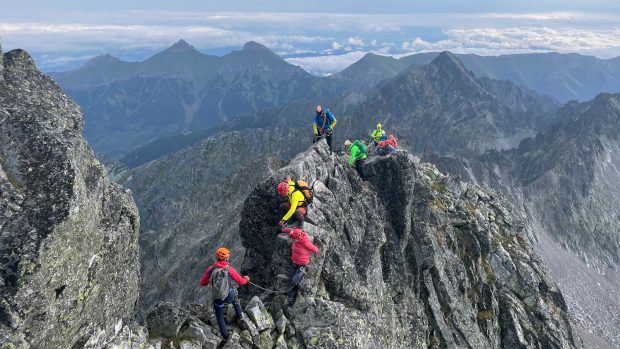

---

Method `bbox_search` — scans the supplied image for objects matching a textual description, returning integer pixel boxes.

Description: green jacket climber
[371,123,383,143]
[345,140,368,181]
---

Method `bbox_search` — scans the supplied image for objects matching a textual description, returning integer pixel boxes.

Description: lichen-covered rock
[0,49,140,347]
[147,302,190,338]
[239,141,578,348]
[245,296,276,332]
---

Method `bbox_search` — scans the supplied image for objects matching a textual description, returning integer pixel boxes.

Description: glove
[278,220,285,227]
[325,127,332,134]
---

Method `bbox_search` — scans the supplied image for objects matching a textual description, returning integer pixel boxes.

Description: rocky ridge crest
[0,48,141,347]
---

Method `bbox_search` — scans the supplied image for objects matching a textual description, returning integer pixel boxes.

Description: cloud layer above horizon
[1,9,619,73]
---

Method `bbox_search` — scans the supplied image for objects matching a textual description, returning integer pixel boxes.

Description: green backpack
[353,140,367,157]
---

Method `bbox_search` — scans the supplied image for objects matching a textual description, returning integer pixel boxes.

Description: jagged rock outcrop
[429,93,620,347]
[235,141,577,348]
[120,128,308,314]
[0,48,141,347]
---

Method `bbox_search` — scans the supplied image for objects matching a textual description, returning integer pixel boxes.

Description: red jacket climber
[281,227,319,265]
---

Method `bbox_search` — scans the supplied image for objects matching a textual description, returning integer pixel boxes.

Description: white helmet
[344,140,351,147]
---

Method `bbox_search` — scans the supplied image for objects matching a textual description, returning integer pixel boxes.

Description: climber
[380,130,388,141]
[377,134,398,156]
[281,227,319,305]
[345,140,367,181]
[370,123,383,145]
[277,177,312,228]
[199,247,250,341]
[312,105,337,154]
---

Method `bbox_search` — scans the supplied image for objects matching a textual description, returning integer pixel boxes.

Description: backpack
[210,265,230,300]
[292,180,314,206]
[353,140,367,157]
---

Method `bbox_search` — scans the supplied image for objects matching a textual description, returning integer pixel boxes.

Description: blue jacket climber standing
[313,105,337,154]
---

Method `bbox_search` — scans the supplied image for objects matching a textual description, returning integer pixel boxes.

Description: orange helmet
[215,247,230,260]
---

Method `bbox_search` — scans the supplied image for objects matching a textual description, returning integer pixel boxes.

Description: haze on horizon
[1,0,620,74]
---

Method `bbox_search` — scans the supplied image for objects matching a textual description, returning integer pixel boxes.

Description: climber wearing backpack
[345,140,368,181]
[277,177,313,228]
[281,227,319,305]
[199,247,250,340]
[370,123,383,145]
[377,134,398,156]
[312,105,337,154]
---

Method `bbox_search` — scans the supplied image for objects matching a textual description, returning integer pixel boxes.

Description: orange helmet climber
[215,247,230,260]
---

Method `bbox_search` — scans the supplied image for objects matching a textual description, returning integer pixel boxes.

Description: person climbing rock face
[312,105,337,154]
[345,139,368,181]
[281,227,319,305]
[377,134,398,157]
[199,247,250,341]
[371,123,383,145]
[277,177,312,228]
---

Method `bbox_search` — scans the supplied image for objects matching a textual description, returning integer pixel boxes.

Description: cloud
[347,36,365,46]
[400,27,620,57]
[286,51,368,75]
[0,22,332,55]
[2,10,620,71]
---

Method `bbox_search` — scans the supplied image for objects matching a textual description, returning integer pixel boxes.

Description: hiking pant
[313,132,333,153]
[325,133,333,153]
[355,158,367,180]
[378,145,396,156]
[280,202,306,226]
[213,289,243,338]
[288,264,307,303]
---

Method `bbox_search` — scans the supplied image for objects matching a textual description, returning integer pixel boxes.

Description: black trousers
[313,132,333,153]
[355,158,366,180]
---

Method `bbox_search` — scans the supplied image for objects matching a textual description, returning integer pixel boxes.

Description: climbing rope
[247,267,306,294]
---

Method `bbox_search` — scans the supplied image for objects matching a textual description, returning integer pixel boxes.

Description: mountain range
[52,40,620,159]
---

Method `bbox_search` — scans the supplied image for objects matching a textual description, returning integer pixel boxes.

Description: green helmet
[377,123,382,130]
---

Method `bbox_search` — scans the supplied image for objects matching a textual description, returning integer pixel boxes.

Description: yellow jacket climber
[277,180,307,224]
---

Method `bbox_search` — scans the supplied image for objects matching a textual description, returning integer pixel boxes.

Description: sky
[1,1,620,74]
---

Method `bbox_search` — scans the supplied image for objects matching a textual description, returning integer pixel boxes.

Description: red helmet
[277,181,289,197]
[289,228,303,240]
[215,247,230,260]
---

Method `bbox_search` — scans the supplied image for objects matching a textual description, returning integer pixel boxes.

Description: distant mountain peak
[242,41,272,53]
[431,51,466,69]
[84,53,121,67]
[166,39,197,53]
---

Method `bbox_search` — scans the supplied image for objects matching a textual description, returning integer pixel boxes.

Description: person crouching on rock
[199,247,250,340]
[345,140,368,181]
[377,134,398,157]
[277,177,309,228]
[281,227,319,305]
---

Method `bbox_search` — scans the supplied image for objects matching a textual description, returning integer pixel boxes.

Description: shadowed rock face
[238,141,577,349]
[0,48,140,347]
[433,93,620,346]
[119,127,308,314]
